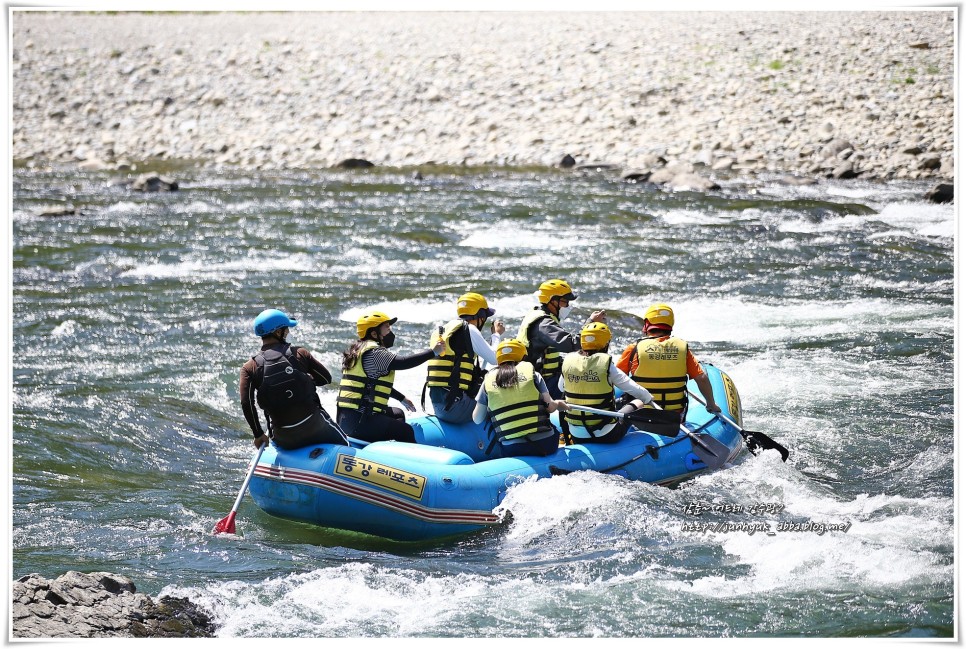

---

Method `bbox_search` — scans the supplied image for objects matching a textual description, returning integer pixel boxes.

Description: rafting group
[239,278,723,459]
[216,279,789,540]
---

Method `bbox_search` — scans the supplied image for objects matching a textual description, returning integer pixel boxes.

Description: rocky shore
[11,11,956,183]
[12,571,215,638]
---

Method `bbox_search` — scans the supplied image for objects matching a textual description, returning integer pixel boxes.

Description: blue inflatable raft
[248,364,746,542]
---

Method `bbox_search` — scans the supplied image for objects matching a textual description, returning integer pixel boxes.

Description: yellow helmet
[356,311,397,339]
[643,303,674,330]
[536,279,577,304]
[495,338,527,364]
[456,292,496,318]
[580,322,612,350]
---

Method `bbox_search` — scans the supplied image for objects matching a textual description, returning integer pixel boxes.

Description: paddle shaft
[685,389,738,429]
[565,404,632,420]
[566,403,718,456]
[229,443,265,516]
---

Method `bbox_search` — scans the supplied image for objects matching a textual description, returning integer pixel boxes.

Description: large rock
[924,183,953,204]
[830,161,860,179]
[620,169,651,182]
[37,205,76,217]
[12,571,215,638]
[335,158,374,169]
[821,138,853,159]
[646,167,677,184]
[131,173,178,192]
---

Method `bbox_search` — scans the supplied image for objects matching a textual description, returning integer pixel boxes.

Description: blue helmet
[253,309,298,336]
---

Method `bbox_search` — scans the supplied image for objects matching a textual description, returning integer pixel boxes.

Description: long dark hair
[494,361,520,389]
[342,339,369,372]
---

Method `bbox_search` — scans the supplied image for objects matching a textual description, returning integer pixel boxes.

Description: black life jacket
[253,345,319,427]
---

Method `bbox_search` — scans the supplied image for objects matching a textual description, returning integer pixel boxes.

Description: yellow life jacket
[337,340,396,415]
[561,352,617,433]
[482,361,552,441]
[425,319,480,394]
[517,307,561,380]
[630,336,688,411]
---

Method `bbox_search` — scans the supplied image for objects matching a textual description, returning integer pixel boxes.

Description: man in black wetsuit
[240,308,347,450]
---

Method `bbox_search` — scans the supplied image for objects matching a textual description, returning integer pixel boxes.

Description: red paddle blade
[212,512,237,535]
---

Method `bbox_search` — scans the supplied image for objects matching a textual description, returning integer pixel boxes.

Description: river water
[11,165,954,638]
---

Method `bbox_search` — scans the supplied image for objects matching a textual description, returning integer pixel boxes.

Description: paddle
[686,389,789,462]
[565,404,730,470]
[213,442,266,536]
[565,403,680,436]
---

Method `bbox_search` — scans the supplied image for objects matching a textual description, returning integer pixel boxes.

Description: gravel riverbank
[11,11,956,180]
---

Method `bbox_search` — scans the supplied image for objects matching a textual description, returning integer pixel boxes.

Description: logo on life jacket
[564,370,602,383]
[644,341,681,361]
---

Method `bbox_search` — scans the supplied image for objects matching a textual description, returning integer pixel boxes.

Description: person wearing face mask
[559,322,656,444]
[337,311,446,443]
[516,279,606,399]
[240,308,348,450]
[423,292,505,424]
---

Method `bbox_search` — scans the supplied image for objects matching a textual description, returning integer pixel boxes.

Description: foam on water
[51,320,79,337]
[653,457,953,598]
[170,563,493,637]
[187,370,237,416]
[494,471,644,546]
[339,300,454,327]
[178,200,220,214]
[338,292,539,328]
[457,226,589,251]
[102,200,145,214]
[118,252,317,279]
[660,209,757,226]
[595,295,950,347]
[776,212,874,235]
[874,202,955,239]
[771,200,953,240]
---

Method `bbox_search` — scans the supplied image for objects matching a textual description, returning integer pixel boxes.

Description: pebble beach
[10,10,956,181]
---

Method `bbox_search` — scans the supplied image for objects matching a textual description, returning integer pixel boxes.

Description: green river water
[11,164,954,637]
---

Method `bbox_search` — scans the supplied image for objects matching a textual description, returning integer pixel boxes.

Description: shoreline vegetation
[11,11,955,185]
